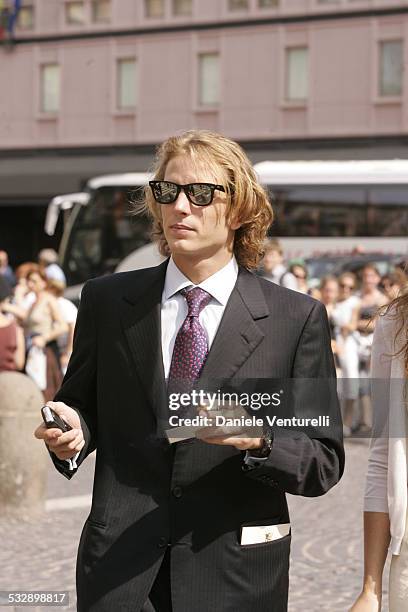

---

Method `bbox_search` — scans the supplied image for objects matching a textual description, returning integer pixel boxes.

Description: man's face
[0,252,7,268]
[362,268,380,290]
[160,155,240,262]
[321,281,338,303]
[262,248,282,273]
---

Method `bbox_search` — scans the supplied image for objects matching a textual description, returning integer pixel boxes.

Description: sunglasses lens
[152,181,178,203]
[186,184,213,205]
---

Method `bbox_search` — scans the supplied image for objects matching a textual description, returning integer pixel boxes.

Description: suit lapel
[200,267,268,381]
[120,260,168,418]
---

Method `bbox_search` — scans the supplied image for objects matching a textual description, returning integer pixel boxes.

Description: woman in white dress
[351,288,408,611]
[331,272,361,436]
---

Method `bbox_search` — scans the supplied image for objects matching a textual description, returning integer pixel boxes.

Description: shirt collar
[163,256,239,306]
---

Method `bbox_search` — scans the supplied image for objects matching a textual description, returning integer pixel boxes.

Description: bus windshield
[62,186,151,286]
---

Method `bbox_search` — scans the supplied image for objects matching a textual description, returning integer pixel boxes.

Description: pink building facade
[1,0,408,261]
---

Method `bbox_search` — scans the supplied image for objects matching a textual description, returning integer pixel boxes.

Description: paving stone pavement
[0,440,388,612]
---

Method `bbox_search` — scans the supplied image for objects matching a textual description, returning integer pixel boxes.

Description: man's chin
[167,238,197,254]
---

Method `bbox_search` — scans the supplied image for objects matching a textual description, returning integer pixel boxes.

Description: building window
[91,0,111,23]
[198,53,219,106]
[65,1,85,25]
[286,47,308,101]
[145,0,164,18]
[41,64,60,113]
[17,5,34,30]
[229,0,248,10]
[379,40,403,97]
[117,58,137,109]
[258,0,279,7]
[173,0,192,16]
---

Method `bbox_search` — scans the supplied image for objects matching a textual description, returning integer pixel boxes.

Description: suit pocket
[230,529,291,610]
[80,519,110,574]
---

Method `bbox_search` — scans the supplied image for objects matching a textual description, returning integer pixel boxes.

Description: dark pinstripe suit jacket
[52,260,344,612]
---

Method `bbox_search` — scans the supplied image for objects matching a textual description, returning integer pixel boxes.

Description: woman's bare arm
[14,324,26,370]
[363,511,390,597]
[350,512,390,611]
[46,296,68,342]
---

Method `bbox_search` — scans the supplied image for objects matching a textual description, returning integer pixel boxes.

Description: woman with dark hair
[380,269,407,302]
[351,287,408,611]
[289,261,309,294]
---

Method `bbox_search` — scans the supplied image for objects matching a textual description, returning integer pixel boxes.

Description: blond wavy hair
[139,130,273,270]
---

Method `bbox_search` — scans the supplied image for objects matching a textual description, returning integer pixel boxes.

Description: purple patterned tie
[168,287,212,382]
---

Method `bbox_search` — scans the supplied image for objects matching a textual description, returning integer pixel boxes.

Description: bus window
[269,188,366,237]
[367,188,408,236]
[268,187,408,238]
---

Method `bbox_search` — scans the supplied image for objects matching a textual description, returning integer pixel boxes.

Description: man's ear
[230,218,242,231]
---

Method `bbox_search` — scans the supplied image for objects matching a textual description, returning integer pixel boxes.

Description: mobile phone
[41,405,72,433]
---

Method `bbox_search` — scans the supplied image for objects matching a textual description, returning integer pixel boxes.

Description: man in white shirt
[34,130,343,612]
[259,238,297,290]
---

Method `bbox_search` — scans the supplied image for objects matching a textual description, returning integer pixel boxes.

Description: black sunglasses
[149,180,225,206]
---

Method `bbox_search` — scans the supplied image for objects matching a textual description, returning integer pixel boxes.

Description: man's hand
[34,401,85,461]
[195,406,263,451]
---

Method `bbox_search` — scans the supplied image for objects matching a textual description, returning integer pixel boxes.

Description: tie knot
[181,287,212,317]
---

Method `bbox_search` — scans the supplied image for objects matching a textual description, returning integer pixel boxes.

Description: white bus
[52,160,408,298]
[254,159,408,258]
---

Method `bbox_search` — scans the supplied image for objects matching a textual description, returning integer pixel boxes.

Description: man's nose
[173,189,191,214]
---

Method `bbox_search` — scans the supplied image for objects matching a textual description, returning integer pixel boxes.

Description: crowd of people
[2,236,407,435]
[0,248,77,401]
[260,238,407,436]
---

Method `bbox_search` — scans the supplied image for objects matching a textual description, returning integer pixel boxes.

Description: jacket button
[158,537,168,548]
[172,486,183,498]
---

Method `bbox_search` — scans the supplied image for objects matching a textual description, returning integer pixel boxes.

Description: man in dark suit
[34,130,344,612]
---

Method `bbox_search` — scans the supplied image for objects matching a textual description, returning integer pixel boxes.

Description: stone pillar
[0,371,48,515]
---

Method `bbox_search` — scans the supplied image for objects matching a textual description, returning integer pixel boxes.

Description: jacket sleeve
[49,280,98,479]
[244,300,345,497]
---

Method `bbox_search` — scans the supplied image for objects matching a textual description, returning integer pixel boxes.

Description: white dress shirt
[161,256,239,378]
[161,256,265,468]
